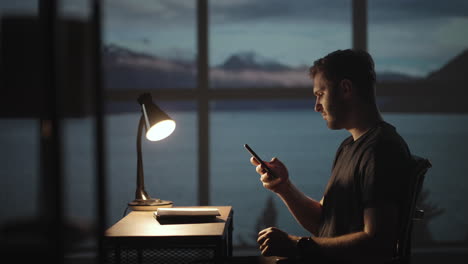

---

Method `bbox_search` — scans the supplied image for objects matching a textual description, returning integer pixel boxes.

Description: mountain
[427,49,468,81]
[103,45,311,89]
[212,52,309,88]
[103,45,467,112]
[104,44,466,92]
[103,44,196,89]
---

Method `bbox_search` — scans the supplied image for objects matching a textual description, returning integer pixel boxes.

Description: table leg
[115,245,121,264]
[137,248,143,264]
[228,210,233,257]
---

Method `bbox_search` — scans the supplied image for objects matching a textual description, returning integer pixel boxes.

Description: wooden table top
[105,206,232,238]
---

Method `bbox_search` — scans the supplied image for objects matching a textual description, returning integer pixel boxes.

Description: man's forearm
[303,232,393,263]
[276,180,322,235]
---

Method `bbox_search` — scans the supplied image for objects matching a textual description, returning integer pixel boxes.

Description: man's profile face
[313,72,346,130]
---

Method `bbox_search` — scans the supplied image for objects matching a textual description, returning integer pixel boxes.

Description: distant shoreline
[105,97,468,114]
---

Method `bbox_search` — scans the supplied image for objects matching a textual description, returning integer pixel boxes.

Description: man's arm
[275,181,323,235]
[258,203,399,263]
[311,204,399,263]
[251,157,323,234]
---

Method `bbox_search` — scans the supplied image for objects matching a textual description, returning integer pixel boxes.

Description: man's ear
[340,79,353,97]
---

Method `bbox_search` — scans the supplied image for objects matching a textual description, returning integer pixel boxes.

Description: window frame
[104,0,466,207]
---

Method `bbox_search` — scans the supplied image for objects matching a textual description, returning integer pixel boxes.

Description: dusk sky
[2,0,468,77]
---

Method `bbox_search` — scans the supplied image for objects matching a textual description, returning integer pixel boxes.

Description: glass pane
[0,0,37,15]
[60,0,90,19]
[0,119,40,221]
[103,0,197,90]
[369,0,468,80]
[62,117,98,259]
[369,1,468,247]
[106,102,198,226]
[384,114,468,245]
[209,1,351,89]
[210,100,348,250]
[211,100,468,251]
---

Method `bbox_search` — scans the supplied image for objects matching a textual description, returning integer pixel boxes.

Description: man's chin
[326,120,342,130]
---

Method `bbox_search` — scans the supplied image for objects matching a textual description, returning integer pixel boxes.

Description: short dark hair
[310,49,377,101]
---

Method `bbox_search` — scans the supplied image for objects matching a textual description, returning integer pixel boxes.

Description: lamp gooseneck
[135,115,154,201]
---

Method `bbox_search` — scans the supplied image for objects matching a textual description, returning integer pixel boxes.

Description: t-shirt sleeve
[359,140,409,208]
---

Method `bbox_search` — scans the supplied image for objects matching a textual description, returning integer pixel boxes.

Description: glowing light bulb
[146,119,176,141]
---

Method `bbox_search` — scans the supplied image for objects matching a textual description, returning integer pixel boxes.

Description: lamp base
[128,198,173,211]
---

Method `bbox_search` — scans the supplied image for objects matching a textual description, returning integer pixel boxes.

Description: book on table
[154,208,221,223]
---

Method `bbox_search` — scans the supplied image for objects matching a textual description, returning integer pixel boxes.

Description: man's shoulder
[366,121,407,146]
[335,121,411,161]
[363,121,411,160]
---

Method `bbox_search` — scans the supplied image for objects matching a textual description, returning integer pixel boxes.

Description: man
[251,49,412,263]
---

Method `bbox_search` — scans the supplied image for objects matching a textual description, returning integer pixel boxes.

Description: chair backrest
[394,155,432,263]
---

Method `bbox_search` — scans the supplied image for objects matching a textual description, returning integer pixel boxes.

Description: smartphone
[244,144,276,178]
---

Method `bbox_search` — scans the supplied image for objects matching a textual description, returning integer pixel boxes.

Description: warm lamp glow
[129,93,175,210]
[146,120,176,141]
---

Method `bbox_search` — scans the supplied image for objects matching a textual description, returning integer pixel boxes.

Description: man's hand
[257,227,299,257]
[250,157,289,193]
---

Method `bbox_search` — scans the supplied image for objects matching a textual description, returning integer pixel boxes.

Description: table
[105,206,233,264]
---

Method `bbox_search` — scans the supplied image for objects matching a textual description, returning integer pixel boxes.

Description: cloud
[369,16,468,75]
[368,0,468,22]
[211,0,468,24]
[2,0,467,24]
[104,0,195,27]
[210,0,350,24]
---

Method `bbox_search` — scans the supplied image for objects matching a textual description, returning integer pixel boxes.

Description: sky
[2,0,468,77]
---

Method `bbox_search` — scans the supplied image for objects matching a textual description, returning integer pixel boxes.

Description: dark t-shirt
[317,121,411,237]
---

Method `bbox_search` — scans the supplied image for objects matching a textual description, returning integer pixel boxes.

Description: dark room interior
[1,1,467,263]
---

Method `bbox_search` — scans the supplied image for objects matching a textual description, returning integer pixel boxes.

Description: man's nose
[314,99,322,112]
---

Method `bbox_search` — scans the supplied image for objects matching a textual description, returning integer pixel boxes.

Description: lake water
[2,110,468,246]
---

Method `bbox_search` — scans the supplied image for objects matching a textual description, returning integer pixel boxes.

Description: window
[3,1,467,260]
[211,100,349,246]
[208,1,351,247]
[210,1,351,89]
[103,0,198,226]
[104,0,197,91]
[106,106,198,224]
[369,0,468,246]
[369,1,468,80]
[0,119,40,220]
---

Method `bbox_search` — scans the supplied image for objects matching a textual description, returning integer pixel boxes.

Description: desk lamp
[128,93,176,210]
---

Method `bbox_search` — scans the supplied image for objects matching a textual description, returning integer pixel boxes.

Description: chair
[391,155,432,264]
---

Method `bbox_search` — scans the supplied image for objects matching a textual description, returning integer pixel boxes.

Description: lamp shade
[137,93,175,141]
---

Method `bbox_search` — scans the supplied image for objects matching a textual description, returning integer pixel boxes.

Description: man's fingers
[257,227,275,244]
[258,228,268,236]
[261,245,272,256]
[260,239,272,256]
[257,227,273,244]
[260,244,268,255]
[261,173,281,184]
[256,165,266,174]
[257,232,267,245]
[250,156,260,166]
[254,161,269,175]
[261,238,271,248]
